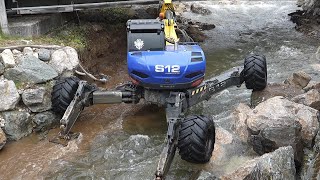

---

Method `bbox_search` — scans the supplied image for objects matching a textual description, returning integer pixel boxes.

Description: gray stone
[292,89,320,110]
[190,4,212,15]
[23,47,33,56]
[0,62,4,75]
[12,49,21,55]
[4,55,58,84]
[0,128,6,150]
[284,71,312,88]
[251,82,304,107]
[50,46,79,74]
[0,49,15,68]
[0,80,20,111]
[2,110,32,140]
[32,111,59,132]
[22,88,45,106]
[37,48,51,61]
[22,86,52,113]
[232,103,252,142]
[12,49,23,61]
[221,146,296,180]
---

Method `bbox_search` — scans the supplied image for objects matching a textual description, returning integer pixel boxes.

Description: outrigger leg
[155,92,187,180]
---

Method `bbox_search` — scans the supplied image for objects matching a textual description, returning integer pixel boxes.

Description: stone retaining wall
[0,46,79,149]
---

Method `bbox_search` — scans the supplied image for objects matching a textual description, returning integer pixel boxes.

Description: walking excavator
[51,0,267,179]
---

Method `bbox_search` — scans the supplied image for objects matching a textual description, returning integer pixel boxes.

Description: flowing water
[0,1,319,180]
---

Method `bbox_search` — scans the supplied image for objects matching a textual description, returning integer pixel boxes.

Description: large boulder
[32,111,59,132]
[4,55,58,84]
[0,128,6,150]
[292,89,320,110]
[221,146,296,180]
[22,86,52,112]
[2,110,32,140]
[0,49,15,68]
[233,96,319,163]
[251,82,304,107]
[0,80,20,111]
[49,46,79,74]
[284,71,312,89]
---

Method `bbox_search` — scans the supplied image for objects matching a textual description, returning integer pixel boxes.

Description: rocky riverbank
[0,46,80,149]
[289,0,320,39]
[199,71,320,179]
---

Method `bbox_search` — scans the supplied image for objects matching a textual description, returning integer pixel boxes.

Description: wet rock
[50,46,79,74]
[22,86,52,112]
[0,62,4,75]
[197,171,218,180]
[292,89,320,110]
[37,48,51,61]
[0,49,15,68]
[2,110,32,140]
[251,82,304,107]
[186,26,206,42]
[221,146,296,180]
[32,111,59,132]
[191,4,212,15]
[4,55,58,84]
[0,128,6,150]
[0,80,20,111]
[232,103,252,142]
[198,23,216,31]
[284,71,311,88]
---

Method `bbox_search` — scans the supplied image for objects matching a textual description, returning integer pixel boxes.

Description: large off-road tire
[51,76,80,115]
[243,54,267,91]
[178,115,215,163]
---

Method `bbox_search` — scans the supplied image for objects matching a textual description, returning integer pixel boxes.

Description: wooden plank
[0,0,9,34]
[12,0,160,14]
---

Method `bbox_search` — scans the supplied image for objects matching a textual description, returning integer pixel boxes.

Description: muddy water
[1,1,320,180]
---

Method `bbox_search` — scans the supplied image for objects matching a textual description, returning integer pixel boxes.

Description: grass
[0,22,88,50]
[0,7,133,50]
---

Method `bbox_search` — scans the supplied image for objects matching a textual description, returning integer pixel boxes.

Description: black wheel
[51,76,80,115]
[243,54,267,91]
[178,115,215,163]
